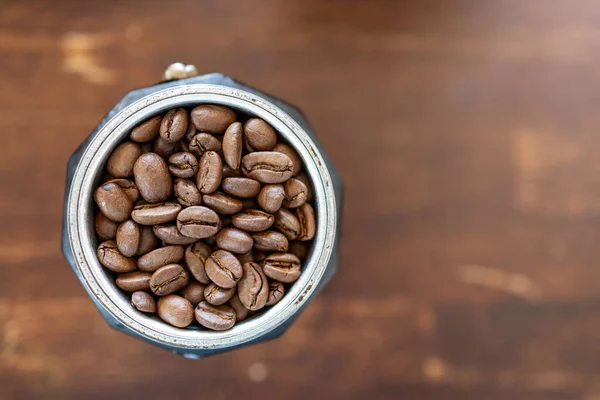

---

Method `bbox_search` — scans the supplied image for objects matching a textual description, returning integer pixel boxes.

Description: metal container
[62,71,344,358]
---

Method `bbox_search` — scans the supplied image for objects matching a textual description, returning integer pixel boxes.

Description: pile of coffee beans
[94,105,315,331]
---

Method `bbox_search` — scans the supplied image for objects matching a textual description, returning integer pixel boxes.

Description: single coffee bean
[168,152,198,178]
[273,143,302,176]
[138,245,184,272]
[180,281,206,306]
[203,283,236,306]
[202,192,243,215]
[296,171,314,202]
[153,224,198,245]
[173,178,202,207]
[184,117,197,142]
[130,115,162,143]
[131,202,182,225]
[221,177,261,198]
[274,208,300,240]
[153,136,180,158]
[222,122,243,169]
[131,291,156,313]
[116,219,140,257]
[136,226,160,256]
[195,301,236,331]
[197,151,222,194]
[158,295,194,328]
[283,178,308,208]
[133,153,172,203]
[150,264,189,296]
[222,165,243,178]
[104,178,139,202]
[176,206,220,238]
[238,262,268,311]
[266,280,285,306]
[295,202,316,241]
[262,253,301,283]
[205,250,243,288]
[185,242,211,284]
[115,271,152,292]
[252,230,289,252]
[97,241,137,273]
[215,228,253,254]
[231,210,274,232]
[107,141,142,178]
[188,133,222,158]
[228,294,250,322]
[257,184,285,213]
[244,118,277,151]
[241,151,293,183]
[236,251,254,265]
[95,212,118,241]
[191,105,236,134]
[160,108,188,143]
[288,240,310,260]
[94,182,133,222]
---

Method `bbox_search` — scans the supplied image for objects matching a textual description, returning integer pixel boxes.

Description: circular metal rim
[66,84,337,350]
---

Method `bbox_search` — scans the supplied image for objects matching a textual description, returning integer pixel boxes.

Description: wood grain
[3,0,600,398]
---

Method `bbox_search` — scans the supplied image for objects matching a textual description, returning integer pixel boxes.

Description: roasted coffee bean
[131,291,156,313]
[104,178,139,202]
[160,108,188,143]
[221,177,261,198]
[131,202,182,225]
[222,165,243,178]
[295,202,316,241]
[184,118,197,142]
[168,152,198,178]
[266,281,285,306]
[205,250,243,288]
[185,242,211,284]
[176,206,220,238]
[215,228,253,254]
[195,301,236,331]
[197,151,222,194]
[283,178,308,208]
[150,264,189,296]
[252,230,289,252]
[274,208,300,240]
[238,262,268,311]
[222,122,243,169]
[153,136,180,159]
[158,295,194,327]
[133,153,172,203]
[97,241,137,273]
[273,143,302,176]
[262,253,301,283]
[94,182,133,222]
[130,115,162,143]
[107,141,142,178]
[244,118,277,151]
[115,271,152,292]
[236,251,254,265]
[191,105,236,134]
[95,212,118,241]
[241,152,293,183]
[136,226,160,256]
[202,192,243,215]
[203,283,235,306]
[153,225,198,245]
[288,240,310,260]
[296,172,314,202]
[116,219,140,257]
[188,133,222,158]
[173,178,202,207]
[138,245,184,272]
[228,294,250,322]
[180,281,205,306]
[231,210,274,232]
[257,184,285,213]
[254,251,267,263]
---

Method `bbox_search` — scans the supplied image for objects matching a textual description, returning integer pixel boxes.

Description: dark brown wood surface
[2,0,600,398]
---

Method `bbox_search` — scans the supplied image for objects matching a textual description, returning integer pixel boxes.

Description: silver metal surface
[62,74,343,357]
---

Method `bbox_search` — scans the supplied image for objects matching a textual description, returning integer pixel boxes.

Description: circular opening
[67,84,337,350]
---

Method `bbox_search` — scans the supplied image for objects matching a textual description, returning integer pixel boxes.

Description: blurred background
[3,0,600,398]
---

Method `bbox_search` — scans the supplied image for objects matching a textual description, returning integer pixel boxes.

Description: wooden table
[3,0,600,398]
